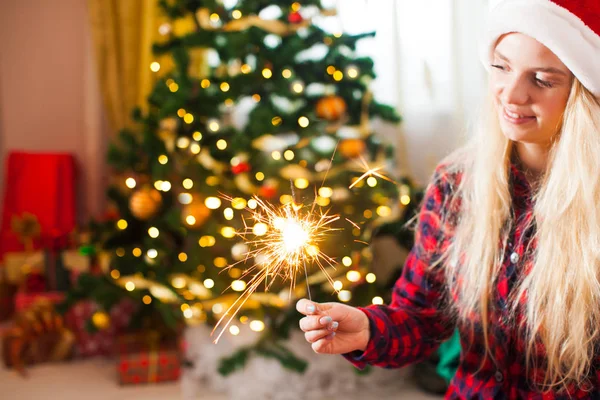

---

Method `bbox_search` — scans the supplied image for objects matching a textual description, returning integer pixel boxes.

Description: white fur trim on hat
[480,0,600,96]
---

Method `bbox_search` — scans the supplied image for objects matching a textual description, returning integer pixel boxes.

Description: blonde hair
[438,79,600,390]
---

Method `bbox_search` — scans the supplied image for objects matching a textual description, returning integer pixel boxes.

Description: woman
[297,1,600,398]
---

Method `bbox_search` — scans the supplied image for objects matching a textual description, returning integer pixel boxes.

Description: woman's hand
[296,298,370,354]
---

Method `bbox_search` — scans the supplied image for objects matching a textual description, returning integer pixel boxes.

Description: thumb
[295,298,334,316]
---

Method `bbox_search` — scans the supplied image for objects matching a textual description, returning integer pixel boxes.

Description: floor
[0,357,442,400]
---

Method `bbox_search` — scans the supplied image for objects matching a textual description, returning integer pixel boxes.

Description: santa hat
[481,0,600,96]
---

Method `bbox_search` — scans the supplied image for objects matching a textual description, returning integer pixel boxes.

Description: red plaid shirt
[345,162,600,399]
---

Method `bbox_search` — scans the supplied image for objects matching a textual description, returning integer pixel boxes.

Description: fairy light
[179,193,193,204]
[338,290,352,302]
[224,208,234,220]
[229,325,240,335]
[346,270,361,282]
[318,187,333,198]
[372,296,384,305]
[147,249,158,259]
[364,210,373,218]
[248,199,258,209]
[125,281,135,291]
[150,62,160,72]
[327,65,336,75]
[212,303,224,314]
[333,71,343,81]
[271,151,281,160]
[125,178,136,188]
[252,94,261,102]
[221,227,236,238]
[272,116,282,126]
[169,82,179,92]
[342,256,352,267]
[199,236,216,247]
[231,280,246,291]
[262,68,273,79]
[133,248,142,257]
[178,253,188,262]
[158,155,168,164]
[249,320,265,332]
[298,116,309,128]
[255,172,265,181]
[210,13,220,22]
[217,139,227,150]
[205,197,222,209]
[401,195,411,205]
[367,177,378,187]
[208,120,220,132]
[186,216,197,225]
[232,198,246,209]
[183,308,193,319]
[161,181,171,192]
[172,277,186,289]
[253,223,268,236]
[117,219,128,230]
[377,206,392,217]
[283,150,294,161]
[206,176,219,186]
[148,227,159,238]
[241,64,252,74]
[204,279,215,288]
[111,270,120,279]
[214,257,228,268]
[183,178,193,189]
[220,82,230,92]
[177,137,190,148]
[282,69,292,78]
[294,178,309,189]
[116,248,125,257]
[184,113,194,124]
[333,281,343,291]
[143,295,152,304]
[316,197,330,206]
[279,195,292,205]
[292,81,304,93]
[366,273,376,283]
[347,66,359,79]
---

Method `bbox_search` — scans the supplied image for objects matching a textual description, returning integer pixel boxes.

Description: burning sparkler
[211,194,341,343]
[348,154,397,189]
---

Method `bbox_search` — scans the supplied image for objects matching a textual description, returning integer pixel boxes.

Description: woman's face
[491,33,573,146]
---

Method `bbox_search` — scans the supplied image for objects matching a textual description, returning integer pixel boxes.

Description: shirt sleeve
[343,164,457,369]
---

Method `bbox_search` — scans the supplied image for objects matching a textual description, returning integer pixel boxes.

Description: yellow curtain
[87,0,170,134]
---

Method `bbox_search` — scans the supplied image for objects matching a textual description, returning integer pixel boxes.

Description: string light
[169,82,179,92]
[346,66,359,79]
[143,295,152,304]
[133,248,142,257]
[214,257,228,268]
[231,280,246,291]
[111,270,120,279]
[229,325,240,335]
[318,187,333,198]
[333,281,343,291]
[177,137,190,148]
[262,68,273,79]
[206,176,219,186]
[284,150,295,160]
[183,308,193,318]
[161,181,172,192]
[158,23,171,35]
[367,177,378,187]
[204,279,215,288]
[366,273,376,283]
[147,249,158,259]
[172,277,186,289]
[210,13,220,22]
[190,142,201,154]
[282,69,292,78]
[125,281,135,291]
[148,227,159,238]
[372,296,384,305]
[117,219,128,230]
[401,195,411,205]
[272,151,281,160]
[201,79,211,88]
[294,178,309,189]
[224,208,234,220]
[338,290,352,302]
[125,178,136,188]
[252,94,261,102]
[184,113,194,124]
[216,139,227,150]
[241,64,251,74]
[249,320,265,332]
[280,195,292,205]
[292,81,304,93]
[199,236,216,247]
[158,155,168,164]
[376,206,392,217]
[271,116,282,126]
[255,172,265,181]
[298,116,309,128]
[116,248,125,257]
[248,199,258,209]
[193,131,203,141]
[183,178,193,189]
[333,71,343,81]
[231,198,246,209]
[178,252,188,262]
[221,227,236,238]
[346,270,361,282]
[327,66,336,75]
[208,120,220,132]
[253,223,268,236]
[179,193,193,204]
[316,197,330,206]
[220,82,230,92]
[342,256,352,267]
[150,62,160,72]
[186,216,197,225]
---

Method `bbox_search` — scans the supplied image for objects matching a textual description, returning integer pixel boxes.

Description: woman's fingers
[299,316,339,332]
[304,328,337,343]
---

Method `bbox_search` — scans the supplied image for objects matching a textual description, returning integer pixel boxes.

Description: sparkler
[211,192,341,343]
[348,154,397,189]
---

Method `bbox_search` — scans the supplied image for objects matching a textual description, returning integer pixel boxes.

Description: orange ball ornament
[129,187,162,220]
[316,95,347,121]
[182,199,211,228]
[339,139,366,158]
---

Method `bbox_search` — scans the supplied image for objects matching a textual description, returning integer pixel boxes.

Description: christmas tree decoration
[316,95,347,121]
[181,198,211,228]
[288,11,303,24]
[129,187,162,220]
[91,310,111,330]
[339,138,366,159]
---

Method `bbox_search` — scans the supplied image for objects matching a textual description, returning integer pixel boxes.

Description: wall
[0,0,107,223]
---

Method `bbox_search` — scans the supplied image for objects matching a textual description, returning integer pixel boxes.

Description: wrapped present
[61,249,111,275]
[64,299,136,357]
[117,332,181,385]
[14,291,65,313]
[0,278,17,321]
[3,251,46,284]
[2,300,75,375]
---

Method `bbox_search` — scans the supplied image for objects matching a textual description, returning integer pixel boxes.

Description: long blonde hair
[439,79,600,389]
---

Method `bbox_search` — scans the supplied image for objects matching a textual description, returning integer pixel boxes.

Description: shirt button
[510,252,519,264]
[494,370,504,382]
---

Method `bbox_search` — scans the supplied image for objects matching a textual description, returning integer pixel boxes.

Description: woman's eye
[535,78,553,88]
[491,64,505,70]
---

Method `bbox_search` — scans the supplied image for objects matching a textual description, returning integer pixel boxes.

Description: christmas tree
[63,0,421,374]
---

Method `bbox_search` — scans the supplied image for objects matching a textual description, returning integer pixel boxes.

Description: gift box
[14,291,65,313]
[3,251,46,284]
[2,300,75,375]
[64,299,136,357]
[117,332,181,385]
[0,278,17,321]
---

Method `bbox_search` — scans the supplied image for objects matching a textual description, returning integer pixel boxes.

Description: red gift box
[64,299,136,357]
[14,291,65,313]
[116,333,181,385]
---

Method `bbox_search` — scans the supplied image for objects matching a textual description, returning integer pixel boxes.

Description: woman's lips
[503,107,536,125]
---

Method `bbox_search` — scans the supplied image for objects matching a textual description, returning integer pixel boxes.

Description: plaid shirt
[344,162,600,399]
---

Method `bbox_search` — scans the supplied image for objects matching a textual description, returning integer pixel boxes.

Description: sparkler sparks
[211,195,341,343]
[348,155,396,189]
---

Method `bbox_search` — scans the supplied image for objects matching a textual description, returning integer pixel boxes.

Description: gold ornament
[339,139,366,159]
[316,95,347,121]
[182,198,211,228]
[129,187,162,220]
[92,311,111,330]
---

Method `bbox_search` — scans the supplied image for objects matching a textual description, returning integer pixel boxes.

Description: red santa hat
[481,0,600,96]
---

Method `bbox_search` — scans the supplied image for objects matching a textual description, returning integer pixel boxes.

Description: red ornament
[259,185,277,199]
[288,11,303,24]
[231,162,251,175]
